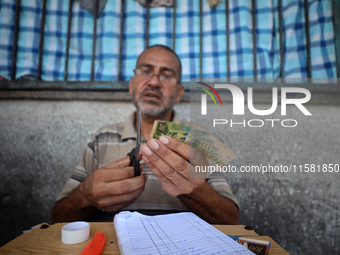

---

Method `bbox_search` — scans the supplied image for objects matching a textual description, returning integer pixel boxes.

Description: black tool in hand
[128,105,142,176]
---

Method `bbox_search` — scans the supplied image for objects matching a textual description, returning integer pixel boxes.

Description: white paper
[113,211,253,255]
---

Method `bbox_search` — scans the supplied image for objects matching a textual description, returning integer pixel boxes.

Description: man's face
[129,47,184,119]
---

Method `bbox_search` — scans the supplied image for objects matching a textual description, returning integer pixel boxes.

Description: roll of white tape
[61,221,90,244]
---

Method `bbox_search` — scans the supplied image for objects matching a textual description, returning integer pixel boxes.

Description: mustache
[140,87,164,99]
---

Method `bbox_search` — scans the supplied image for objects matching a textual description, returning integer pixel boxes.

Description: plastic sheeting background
[0,0,337,81]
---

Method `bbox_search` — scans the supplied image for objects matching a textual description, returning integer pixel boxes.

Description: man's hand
[52,156,147,223]
[79,156,147,212]
[141,135,239,224]
[141,135,206,197]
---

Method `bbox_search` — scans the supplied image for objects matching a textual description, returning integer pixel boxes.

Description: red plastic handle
[80,232,106,255]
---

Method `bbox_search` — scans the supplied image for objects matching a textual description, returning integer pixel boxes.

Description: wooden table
[0,223,289,254]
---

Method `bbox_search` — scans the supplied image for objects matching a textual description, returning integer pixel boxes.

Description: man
[52,45,239,224]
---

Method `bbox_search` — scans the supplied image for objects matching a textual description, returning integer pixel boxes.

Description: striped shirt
[56,111,239,220]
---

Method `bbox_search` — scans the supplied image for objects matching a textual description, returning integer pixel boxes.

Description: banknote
[151,120,235,166]
[227,235,271,255]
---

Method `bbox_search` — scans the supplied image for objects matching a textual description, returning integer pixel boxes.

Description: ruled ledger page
[113,211,253,255]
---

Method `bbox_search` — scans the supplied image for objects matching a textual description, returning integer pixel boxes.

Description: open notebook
[113,211,253,255]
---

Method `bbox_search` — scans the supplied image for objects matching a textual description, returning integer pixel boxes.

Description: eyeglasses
[133,69,179,85]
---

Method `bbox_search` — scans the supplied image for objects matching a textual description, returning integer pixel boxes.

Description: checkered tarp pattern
[0,0,337,81]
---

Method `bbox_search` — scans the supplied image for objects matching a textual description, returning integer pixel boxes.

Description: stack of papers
[113,211,254,255]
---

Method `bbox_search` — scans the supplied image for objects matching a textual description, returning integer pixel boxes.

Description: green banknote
[151,120,235,166]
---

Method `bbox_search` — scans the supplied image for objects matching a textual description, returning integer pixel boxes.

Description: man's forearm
[178,182,239,225]
[52,185,96,223]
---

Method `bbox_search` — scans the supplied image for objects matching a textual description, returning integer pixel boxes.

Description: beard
[132,87,178,120]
